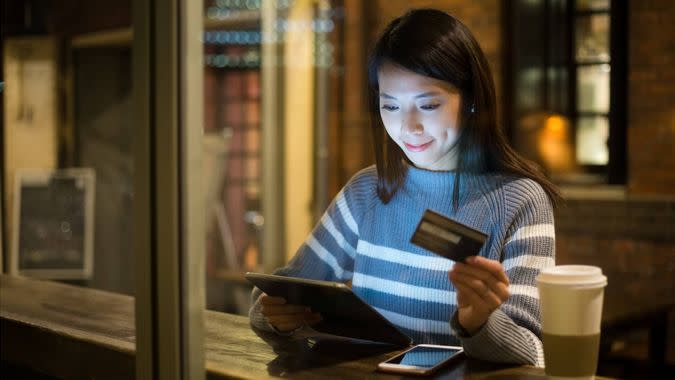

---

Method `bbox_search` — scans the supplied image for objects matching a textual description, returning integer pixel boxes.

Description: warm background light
[537,114,577,174]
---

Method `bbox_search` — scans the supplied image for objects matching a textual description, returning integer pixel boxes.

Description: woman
[249,8,560,366]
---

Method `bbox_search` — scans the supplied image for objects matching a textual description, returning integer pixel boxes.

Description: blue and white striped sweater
[250,165,555,366]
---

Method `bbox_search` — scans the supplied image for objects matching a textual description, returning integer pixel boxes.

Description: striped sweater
[249,165,555,366]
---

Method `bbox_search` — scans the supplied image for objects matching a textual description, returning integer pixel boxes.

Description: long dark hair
[367,9,561,208]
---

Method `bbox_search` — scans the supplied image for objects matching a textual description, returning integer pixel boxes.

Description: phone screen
[384,345,462,369]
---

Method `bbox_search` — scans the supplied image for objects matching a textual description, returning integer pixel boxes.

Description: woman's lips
[404,141,433,152]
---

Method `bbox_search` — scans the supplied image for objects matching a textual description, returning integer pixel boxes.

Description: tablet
[245,272,412,347]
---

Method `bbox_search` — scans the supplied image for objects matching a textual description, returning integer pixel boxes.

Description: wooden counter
[1,274,618,379]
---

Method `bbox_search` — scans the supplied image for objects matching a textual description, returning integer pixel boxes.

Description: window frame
[133,0,205,378]
[503,0,628,185]
[567,0,627,183]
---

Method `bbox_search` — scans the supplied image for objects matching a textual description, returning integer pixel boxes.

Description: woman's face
[377,62,462,171]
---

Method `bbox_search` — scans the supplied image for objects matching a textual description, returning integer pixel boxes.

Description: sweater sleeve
[452,179,554,367]
[249,168,376,332]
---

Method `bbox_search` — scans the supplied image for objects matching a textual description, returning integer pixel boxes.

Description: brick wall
[628,1,675,195]
[555,199,675,306]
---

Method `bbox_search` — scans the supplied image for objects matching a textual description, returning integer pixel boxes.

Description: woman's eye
[421,103,440,110]
[381,105,399,111]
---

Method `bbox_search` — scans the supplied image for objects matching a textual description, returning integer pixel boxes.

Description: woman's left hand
[448,256,511,335]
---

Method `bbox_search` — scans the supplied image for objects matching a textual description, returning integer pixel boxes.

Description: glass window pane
[576,0,610,11]
[246,99,260,124]
[575,14,610,63]
[547,66,569,112]
[203,0,263,314]
[516,67,545,110]
[245,128,260,151]
[201,0,343,316]
[224,100,244,126]
[576,116,609,165]
[577,64,610,112]
[75,48,135,293]
[3,4,135,295]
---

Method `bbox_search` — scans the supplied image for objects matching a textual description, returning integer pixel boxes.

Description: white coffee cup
[537,265,608,380]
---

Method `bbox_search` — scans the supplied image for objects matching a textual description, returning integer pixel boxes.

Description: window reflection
[3,2,134,294]
[577,64,610,113]
[575,14,610,63]
[201,0,343,314]
[203,0,265,314]
[74,47,134,294]
[577,116,609,165]
[576,0,610,11]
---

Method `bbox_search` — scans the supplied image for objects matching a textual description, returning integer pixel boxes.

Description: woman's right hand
[260,293,323,332]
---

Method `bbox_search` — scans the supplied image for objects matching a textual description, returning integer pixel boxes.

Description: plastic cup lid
[536,265,607,287]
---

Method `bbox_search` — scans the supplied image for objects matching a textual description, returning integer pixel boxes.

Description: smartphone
[377,344,464,375]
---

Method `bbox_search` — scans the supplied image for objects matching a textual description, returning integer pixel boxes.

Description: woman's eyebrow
[379,91,442,99]
[414,91,442,98]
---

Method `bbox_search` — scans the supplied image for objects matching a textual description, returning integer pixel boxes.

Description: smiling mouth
[404,141,433,152]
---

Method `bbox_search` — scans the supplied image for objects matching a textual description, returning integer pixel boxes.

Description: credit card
[410,209,487,262]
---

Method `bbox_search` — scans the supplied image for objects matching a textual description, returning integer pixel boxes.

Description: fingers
[453,280,502,311]
[260,294,310,315]
[262,304,310,316]
[273,323,303,332]
[453,270,510,300]
[450,270,508,304]
[456,285,467,306]
[266,312,322,325]
[450,270,489,295]
[466,256,510,284]
[449,258,511,333]
[449,258,511,311]
[491,281,510,301]
[259,293,323,332]
[260,294,287,305]
[267,312,323,332]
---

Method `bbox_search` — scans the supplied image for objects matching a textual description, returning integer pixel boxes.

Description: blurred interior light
[537,114,577,174]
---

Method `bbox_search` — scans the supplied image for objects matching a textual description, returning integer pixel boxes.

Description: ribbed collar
[404,164,457,191]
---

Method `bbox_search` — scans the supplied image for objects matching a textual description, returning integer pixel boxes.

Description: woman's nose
[401,112,423,135]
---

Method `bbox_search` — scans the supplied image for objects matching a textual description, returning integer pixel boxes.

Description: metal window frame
[133,0,205,378]
[260,0,285,273]
[568,0,627,182]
